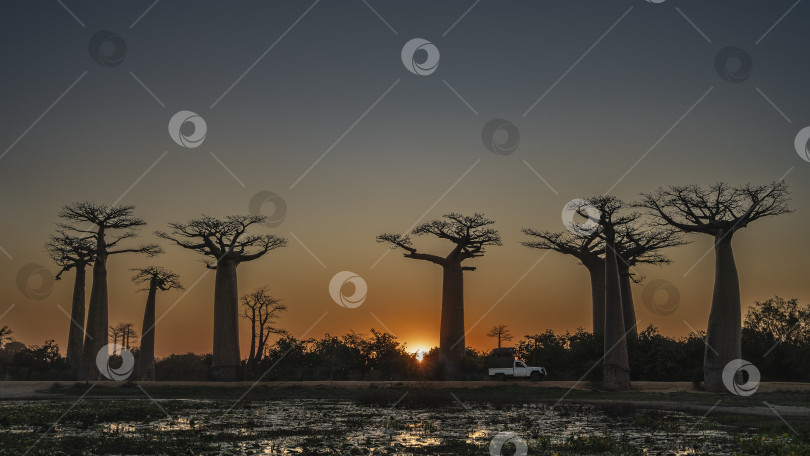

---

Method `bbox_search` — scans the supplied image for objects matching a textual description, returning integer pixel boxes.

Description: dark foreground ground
[2,381,809,455]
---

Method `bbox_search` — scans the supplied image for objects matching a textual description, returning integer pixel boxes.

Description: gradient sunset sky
[1,0,809,358]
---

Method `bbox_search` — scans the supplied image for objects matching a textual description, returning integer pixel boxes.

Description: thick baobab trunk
[602,237,631,390]
[212,259,241,381]
[66,265,86,368]
[586,261,606,336]
[439,263,465,379]
[81,251,108,380]
[618,266,637,341]
[704,235,742,392]
[137,283,158,381]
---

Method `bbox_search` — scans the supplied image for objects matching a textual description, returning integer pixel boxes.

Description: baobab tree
[157,215,287,381]
[614,223,685,340]
[241,286,287,376]
[587,196,635,390]
[377,213,502,379]
[639,181,791,392]
[132,266,183,381]
[46,231,95,367]
[110,322,137,349]
[521,228,605,335]
[486,324,513,348]
[58,202,161,379]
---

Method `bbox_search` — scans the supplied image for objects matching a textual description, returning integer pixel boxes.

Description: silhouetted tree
[109,324,121,348]
[111,322,137,349]
[132,266,183,380]
[0,326,12,349]
[486,324,513,348]
[639,181,791,392]
[744,296,809,345]
[58,202,161,379]
[157,215,286,381]
[521,229,605,334]
[241,286,286,376]
[589,196,634,390]
[378,213,501,379]
[46,231,95,367]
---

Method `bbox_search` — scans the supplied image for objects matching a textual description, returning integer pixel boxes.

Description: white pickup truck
[488,359,547,381]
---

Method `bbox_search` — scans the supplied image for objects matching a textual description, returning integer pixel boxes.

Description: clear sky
[1,0,809,358]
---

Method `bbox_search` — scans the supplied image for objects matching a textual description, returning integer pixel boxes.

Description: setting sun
[411,347,431,362]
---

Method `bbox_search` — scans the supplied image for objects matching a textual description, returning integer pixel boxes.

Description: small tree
[157,215,286,381]
[111,323,137,349]
[378,213,501,379]
[58,202,161,379]
[242,286,287,376]
[486,324,514,348]
[46,231,95,367]
[108,324,121,347]
[132,266,183,381]
[0,326,13,349]
[639,181,791,392]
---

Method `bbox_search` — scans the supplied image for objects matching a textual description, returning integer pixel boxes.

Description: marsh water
[0,398,782,454]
